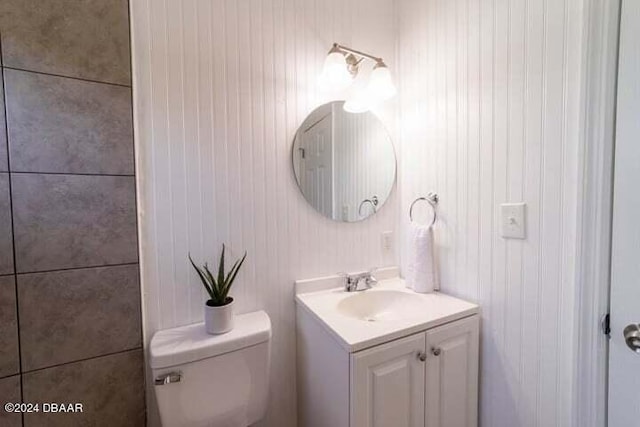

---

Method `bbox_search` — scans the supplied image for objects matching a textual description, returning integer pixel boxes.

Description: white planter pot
[204,298,235,334]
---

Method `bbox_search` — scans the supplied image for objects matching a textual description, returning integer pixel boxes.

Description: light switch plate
[500,203,526,239]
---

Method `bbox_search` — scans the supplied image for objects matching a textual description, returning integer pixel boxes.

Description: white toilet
[150,311,271,427]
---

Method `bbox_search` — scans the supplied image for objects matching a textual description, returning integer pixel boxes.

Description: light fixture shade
[321,50,352,91]
[368,62,397,101]
[343,91,372,113]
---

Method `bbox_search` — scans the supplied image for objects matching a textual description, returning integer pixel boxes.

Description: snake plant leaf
[217,244,226,290]
[203,263,221,301]
[221,260,239,298]
[189,254,214,299]
[223,252,247,297]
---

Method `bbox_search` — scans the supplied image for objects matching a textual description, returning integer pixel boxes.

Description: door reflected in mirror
[292,101,396,222]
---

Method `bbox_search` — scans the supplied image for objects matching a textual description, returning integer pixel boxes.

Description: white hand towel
[405,224,418,289]
[407,222,437,293]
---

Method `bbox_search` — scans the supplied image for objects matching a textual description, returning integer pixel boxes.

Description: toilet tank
[150,311,271,427]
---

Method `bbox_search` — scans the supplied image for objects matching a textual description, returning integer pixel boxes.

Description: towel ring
[409,193,439,227]
[358,195,379,217]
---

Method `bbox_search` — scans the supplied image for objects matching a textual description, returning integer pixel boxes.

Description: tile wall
[0,1,144,425]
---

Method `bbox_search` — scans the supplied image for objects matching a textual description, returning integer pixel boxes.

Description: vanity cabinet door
[425,316,479,427]
[350,332,426,427]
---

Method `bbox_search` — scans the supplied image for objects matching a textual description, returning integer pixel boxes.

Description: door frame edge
[574,0,621,426]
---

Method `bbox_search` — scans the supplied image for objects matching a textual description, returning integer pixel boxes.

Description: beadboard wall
[130,0,397,425]
[132,0,594,426]
[397,0,584,426]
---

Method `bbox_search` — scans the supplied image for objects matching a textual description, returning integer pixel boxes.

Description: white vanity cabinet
[350,316,479,427]
[295,276,480,427]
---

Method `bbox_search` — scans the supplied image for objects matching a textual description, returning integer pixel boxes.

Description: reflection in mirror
[292,101,396,222]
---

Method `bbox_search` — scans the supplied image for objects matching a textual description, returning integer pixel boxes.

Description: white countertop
[295,275,479,352]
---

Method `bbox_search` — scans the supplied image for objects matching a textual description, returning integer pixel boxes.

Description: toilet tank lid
[149,310,271,369]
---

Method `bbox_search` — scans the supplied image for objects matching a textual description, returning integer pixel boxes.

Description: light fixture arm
[332,43,383,65]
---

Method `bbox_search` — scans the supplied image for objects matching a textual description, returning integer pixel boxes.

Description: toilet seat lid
[150,310,271,369]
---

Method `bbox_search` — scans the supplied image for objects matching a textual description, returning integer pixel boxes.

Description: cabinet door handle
[431,347,442,356]
[417,351,427,362]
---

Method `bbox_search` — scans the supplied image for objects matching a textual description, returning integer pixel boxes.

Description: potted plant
[189,244,247,334]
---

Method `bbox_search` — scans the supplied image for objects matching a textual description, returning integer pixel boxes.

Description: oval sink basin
[337,290,425,322]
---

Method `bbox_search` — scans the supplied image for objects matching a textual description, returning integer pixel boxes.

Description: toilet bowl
[150,311,271,427]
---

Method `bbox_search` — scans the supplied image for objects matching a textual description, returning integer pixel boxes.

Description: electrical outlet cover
[381,231,394,251]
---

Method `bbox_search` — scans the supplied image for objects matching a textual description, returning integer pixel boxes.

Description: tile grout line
[15,261,139,276]
[2,65,132,89]
[21,347,143,376]
[0,372,21,381]
[8,170,135,178]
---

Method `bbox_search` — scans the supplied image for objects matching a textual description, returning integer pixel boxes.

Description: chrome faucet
[341,270,378,292]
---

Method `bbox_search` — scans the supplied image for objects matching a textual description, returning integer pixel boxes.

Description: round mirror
[292,101,396,222]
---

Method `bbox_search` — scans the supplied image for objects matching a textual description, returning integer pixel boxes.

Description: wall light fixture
[321,43,397,113]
